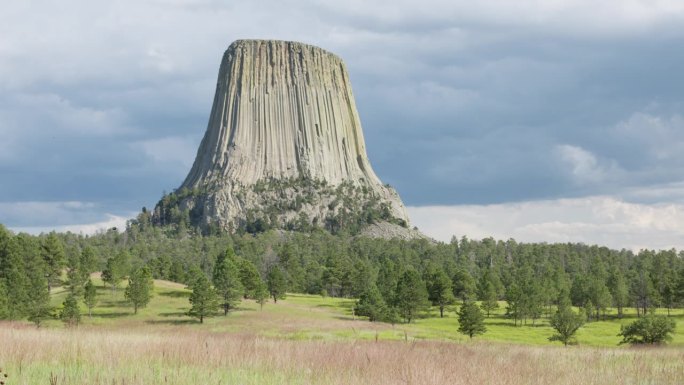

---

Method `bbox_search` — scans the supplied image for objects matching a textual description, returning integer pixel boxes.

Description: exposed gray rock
[155,39,416,237]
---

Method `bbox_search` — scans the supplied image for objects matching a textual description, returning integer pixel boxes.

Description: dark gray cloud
[2,0,684,233]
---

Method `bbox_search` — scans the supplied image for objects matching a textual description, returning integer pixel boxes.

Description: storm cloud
[2,0,684,249]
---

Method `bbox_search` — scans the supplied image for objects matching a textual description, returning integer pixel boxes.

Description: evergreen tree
[60,293,81,327]
[254,280,269,310]
[0,233,29,320]
[354,284,388,322]
[587,278,612,321]
[168,260,187,283]
[376,258,399,305]
[102,251,131,291]
[505,282,524,326]
[83,279,97,317]
[479,280,499,317]
[212,252,243,315]
[0,282,8,319]
[188,274,219,323]
[65,248,83,296]
[238,258,262,298]
[79,246,98,279]
[124,267,154,314]
[40,232,66,292]
[395,269,429,323]
[350,260,374,298]
[607,268,629,319]
[26,270,51,327]
[452,268,476,304]
[267,266,287,303]
[457,301,486,339]
[427,268,454,318]
[184,265,206,290]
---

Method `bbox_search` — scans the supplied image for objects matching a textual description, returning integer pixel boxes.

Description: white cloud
[408,196,684,251]
[10,214,129,236]
[555,144,622,185]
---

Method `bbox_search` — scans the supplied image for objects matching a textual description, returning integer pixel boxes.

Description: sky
[2,0,684,251]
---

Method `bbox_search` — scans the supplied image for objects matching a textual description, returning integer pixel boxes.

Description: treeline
[1,219,683,327]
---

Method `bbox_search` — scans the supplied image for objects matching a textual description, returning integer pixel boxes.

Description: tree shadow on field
[159,311,188,317]
[159,291,190,298]
[145,319,198,325]
[92,312,130,318]
[98,300,129,308]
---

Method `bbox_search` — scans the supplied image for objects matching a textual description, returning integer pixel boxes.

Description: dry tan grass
[1,322,682,385]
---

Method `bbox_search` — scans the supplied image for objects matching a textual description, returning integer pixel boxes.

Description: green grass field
[1,276,681,385]
[44,275,684,347]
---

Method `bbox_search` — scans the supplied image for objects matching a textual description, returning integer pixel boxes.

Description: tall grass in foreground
[2,323,682,385]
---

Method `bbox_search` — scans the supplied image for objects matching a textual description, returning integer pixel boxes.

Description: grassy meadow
[1,276,683,384]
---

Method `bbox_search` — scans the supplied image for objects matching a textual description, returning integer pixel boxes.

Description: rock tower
[153,40,416,237]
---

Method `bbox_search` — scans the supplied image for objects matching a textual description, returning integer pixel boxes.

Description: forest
[1,208,683,335]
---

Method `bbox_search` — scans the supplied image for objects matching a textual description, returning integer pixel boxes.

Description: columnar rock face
[154,39,415,236]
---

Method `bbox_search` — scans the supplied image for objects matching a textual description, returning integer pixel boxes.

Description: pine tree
[212,253,243,315]
[267,266,287,303]
[1,232,29,320]
[457,301,487,339]
[27,270,51,327]
[0,281,8,319]
[83,279,97,317]
[238,259,262,298]
[354,284,388,322]
[60,293,81,327]
[427,268,454,318]
[40,232,65,293]
[102,251,131,291]
[607,268,629,319]
[254,280,269,310]
[79,246,98,280]
[65,248,84,296]
[395,269,429,323]
[479,280,499,317]
[549,291,584,347]
[188,274,219,323]
[452,268,476,304]
[124,267,154,314]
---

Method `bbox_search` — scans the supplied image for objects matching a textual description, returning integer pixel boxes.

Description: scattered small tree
[457,301,486,339]
[452,268,476,304]
[40,232,66,293]
[549,307,585,346]
[124,267,154,314]
[212,253,243,315]
[27,270,51,327]
[355,285,388,322]
[83,279,97,317]
[618,315,676,345]
[102,251,131,291]
[254,280,269,310]
[60,293,81,327]
[188,274,219,323]
[238,259,262,299]
[395,269,430,323]
[479,280,499,317]
[267,266,287,303]
[427,268,455,318]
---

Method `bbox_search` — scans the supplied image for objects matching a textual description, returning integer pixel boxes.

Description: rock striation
[153,39,413,236]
